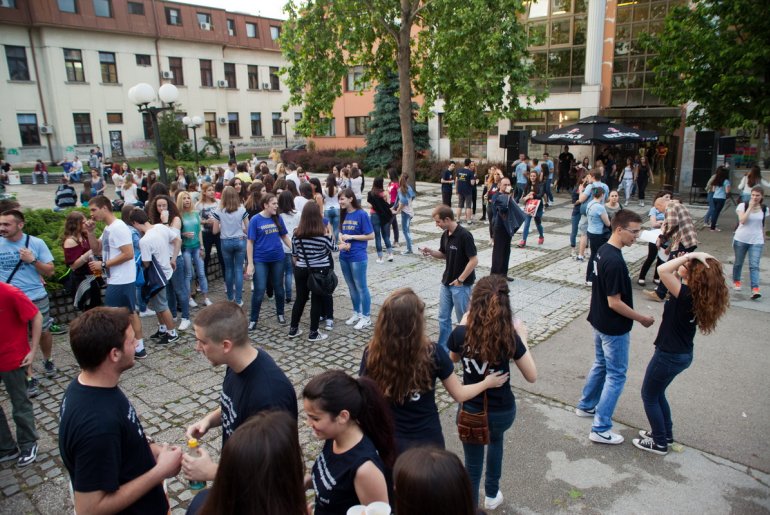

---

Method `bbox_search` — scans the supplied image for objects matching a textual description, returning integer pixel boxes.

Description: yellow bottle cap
[187,438,199,448]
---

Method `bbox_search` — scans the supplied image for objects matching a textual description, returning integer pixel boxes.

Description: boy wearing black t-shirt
[441,161,456,207]
[182,302,298,482]
[575,210,654,445]
[59,308,183,515]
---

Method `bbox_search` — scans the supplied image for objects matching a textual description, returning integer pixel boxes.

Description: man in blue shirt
[514,155,530,203]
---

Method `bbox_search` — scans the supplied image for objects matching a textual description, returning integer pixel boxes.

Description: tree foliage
[157,110,185,160]
[364,72,428,172]
[641,0,770,134]
[280,0,544,182]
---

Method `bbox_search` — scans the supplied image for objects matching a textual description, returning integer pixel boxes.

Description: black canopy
[531,116,658,145]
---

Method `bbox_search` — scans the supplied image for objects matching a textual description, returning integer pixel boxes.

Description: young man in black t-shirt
[575,210,655,445]
[182,302,298,483]
[420,205,478,353]
[441,161,456,207]
[59,308,182,515]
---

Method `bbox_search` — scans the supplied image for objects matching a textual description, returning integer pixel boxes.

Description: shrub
[281,149,367,175]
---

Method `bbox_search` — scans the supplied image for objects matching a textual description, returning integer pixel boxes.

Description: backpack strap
[6,234,31,285]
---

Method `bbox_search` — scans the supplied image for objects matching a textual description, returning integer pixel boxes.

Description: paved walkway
[1,181,768,513]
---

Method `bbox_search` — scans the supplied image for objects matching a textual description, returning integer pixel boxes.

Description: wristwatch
[30,258,38,266]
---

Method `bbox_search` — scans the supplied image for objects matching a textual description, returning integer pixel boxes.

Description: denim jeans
[521,211,543,242]
[570,211,581,248]
[544,178,554,202]
[283,252,294,302]
[167,255,190,319]
[704,192,715,224]
[400,212,414,253]
[340,259,370,316]
[710,198,726,229]
[514,183,527,204]
[459,405,516,508]
[220,238,246,303]
[135,285,147,312]
[577,328,630,433]
[251,260,285,322]
[437,283,472,353]
[370,212,392,257]
[183,246,208,295]
[389,214,399,244]
[324,207,340,242]
[0,368,38,454]
[640,349,692,447]
[733,240,764,289]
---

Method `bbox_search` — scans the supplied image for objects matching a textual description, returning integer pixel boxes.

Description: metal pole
[192,126,200,172]
[150,109,167,184]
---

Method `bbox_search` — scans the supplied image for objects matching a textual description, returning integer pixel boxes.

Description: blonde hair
[176,191,194,213]
[220,186,241,213]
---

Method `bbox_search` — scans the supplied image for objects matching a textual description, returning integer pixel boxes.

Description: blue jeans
[704,192,715,223]
[437,283,472,353]
[400,212,413,253]
[521,210,543,242]
[570,211,581,248]
[710,198,726,229]
[544,178,554,202]
[460,405,516,507]
[370,212,392,257]
[183,246,208,295]
[733,240,764,289]
[251,260,285,322]
[221,238,246,303]
[135,285,147,312]
[514,183,527,203]
[283,252,294,301]
[325,207,340,242]
[340,259,370,316]
[167,255,190,319]
[577,328,630,433]
[640,350,692,447]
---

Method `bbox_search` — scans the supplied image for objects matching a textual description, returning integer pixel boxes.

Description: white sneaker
[386,253,394,262]
[178,318,191,331]
[204,298,213,306]
[376,257,384,264]
[354,316,372,330]
[589,430,624,445]
[345,313,361,325]
[639,201,645,207]
[139,309,156,318]
[188,298,198,308]
[484,490,504,510]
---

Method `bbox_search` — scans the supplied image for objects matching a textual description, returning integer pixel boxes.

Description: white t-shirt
[294,196,309,215]
[350,176,363,199]
[287,172,301,189]
[734,204,768,245]
[123,184,139,205]
[112,173,125,190]
[100,219,135,285]
[139,224,177,280]
[223,167,236,182]
[280,211,301,253]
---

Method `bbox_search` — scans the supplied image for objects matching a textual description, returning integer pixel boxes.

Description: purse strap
[6,234,30,285]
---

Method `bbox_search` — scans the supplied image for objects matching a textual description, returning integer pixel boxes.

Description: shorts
[32,295,52,331]
[578,215,588,236]
[458,193,472,209]
[104,283,137,313]
[147,286,169,313]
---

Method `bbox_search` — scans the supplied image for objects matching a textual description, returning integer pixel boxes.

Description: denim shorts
[105,283,137,313]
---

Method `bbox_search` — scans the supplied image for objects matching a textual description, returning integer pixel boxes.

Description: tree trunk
[398,1,416,188]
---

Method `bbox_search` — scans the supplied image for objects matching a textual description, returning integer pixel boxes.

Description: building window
[0,0,17,7]
[204,112,217,138]
[135,54,151,67]
[316,118,335,137]
[345,66,368,91]
[127,1,143,15]
[346,116,370,136]
[165,7,181,26]
[64,48,85,82]
[246,22,258,38]
[228,112,240,137]
[272,113,282,135]
[450,131,488,160]
[227,19,236,36]
[17,114,40,146]
[294,112,302,123]
[73,113,93,144]
[57,0,77,13]
[199,59,213,87]
[93,0,111,17]
[224,63,236,89]
[247,65,258,89]
[5,46,30,81]
[106,112,123,124]
[269,67,280,90]
[270,26,281,40]
[168,57,183,85]
[99,51,118,83]
[197,12,211,28]
[250,112,262,136]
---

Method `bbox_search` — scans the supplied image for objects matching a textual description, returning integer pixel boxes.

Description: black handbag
[298,239,338,295]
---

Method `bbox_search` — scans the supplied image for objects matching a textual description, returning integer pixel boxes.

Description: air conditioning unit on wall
[39,125,54,135]
[217,116,228,125]
[217,80,229,88]
[262,82,271,90]
[161,71,174,80]
[199,22,212,31]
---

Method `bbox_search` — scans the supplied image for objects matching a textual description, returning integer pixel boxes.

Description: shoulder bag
[299,238,338,296]
[457,391,489,445]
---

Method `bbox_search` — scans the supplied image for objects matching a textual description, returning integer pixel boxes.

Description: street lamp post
[182,115,204,172]
[128,82,179,184]
[281,118,289,149]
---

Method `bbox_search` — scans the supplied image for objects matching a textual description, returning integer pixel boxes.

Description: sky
[173,0,288,20]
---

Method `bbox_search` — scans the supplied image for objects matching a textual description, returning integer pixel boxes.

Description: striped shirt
[291,235,338,269]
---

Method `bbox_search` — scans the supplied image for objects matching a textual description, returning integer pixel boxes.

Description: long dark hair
[714,166,729,185]
[260,192,282,228]
[338,188,361,227]
[278,190,295,216]
[371,176,384,195]
[147,181,169,206]
[464,275,517,364]
[147,194,181,225]
[295,201,326,238]
[325,173,337,198]
[303,370,396,468]
[199,411,306,515]
[747,165,762,187]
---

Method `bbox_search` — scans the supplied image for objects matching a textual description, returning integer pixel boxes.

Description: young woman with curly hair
[447,275,537,509]
[633,251,729,456]
[360,288,507,454]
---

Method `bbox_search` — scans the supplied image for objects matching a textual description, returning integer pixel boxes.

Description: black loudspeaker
[719,136,736,155]
[499,134,508,149]
[692,131,718,188]
[505,130,529,173]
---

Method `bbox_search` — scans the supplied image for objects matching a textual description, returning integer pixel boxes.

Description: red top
[0,282,39,372]
[63,237,91,267]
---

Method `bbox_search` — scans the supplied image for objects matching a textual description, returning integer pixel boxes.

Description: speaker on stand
[689,131,718,204]
[505,130,528,178]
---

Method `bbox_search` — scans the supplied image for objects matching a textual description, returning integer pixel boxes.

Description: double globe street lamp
[182,115,204,172]
[127,82,179,184]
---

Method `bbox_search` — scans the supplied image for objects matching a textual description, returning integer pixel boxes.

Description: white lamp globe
[158,83,179,104]
[130,83,156,105]
[182,116,192,126]
[192,115,203,126]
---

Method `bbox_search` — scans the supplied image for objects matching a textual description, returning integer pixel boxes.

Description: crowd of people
[0,149,763,514]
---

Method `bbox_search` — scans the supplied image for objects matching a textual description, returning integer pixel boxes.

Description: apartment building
[0,0,299,165]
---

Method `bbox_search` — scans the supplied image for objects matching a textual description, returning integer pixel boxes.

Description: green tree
[364,72,428,172]
[641,0,770,141]
[157,110,185,160]
[281,0,544,184]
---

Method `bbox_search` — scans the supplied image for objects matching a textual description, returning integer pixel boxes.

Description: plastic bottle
[187,438,206,490]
